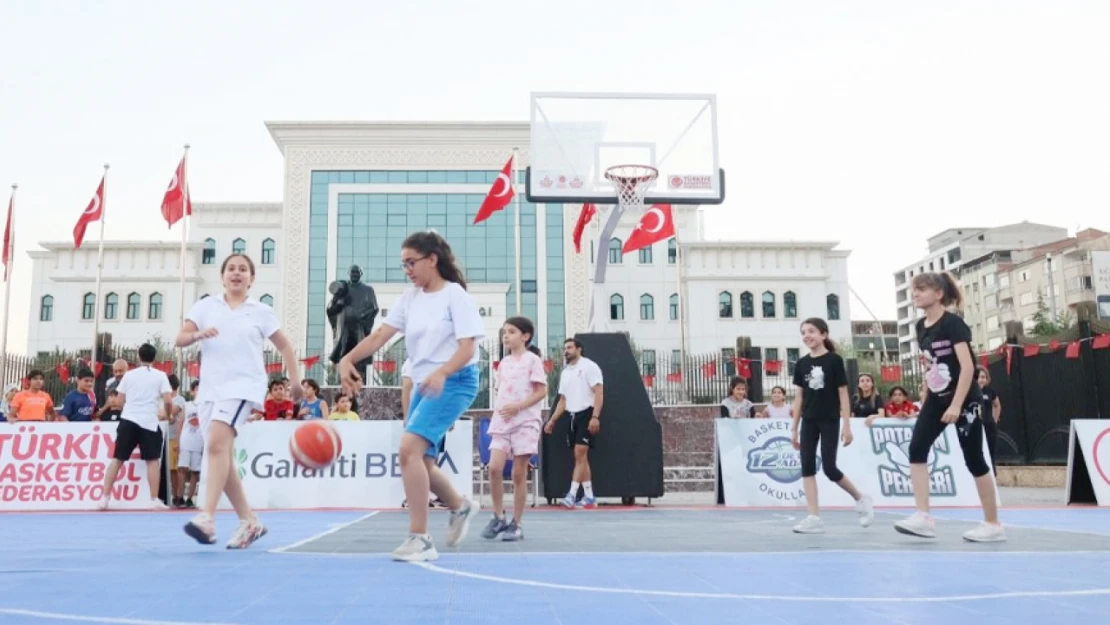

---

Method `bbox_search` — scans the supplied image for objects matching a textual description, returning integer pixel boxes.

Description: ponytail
[939,271,964,310]
[401,231,468,289]
[802,317,836,353]
[823,338,836,353]
[527,344,543,357]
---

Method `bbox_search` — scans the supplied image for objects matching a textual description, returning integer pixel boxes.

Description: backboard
[526,92,724,205]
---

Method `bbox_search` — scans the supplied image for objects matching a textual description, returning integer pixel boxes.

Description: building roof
[266,121,529,154]
[32,241,203,253]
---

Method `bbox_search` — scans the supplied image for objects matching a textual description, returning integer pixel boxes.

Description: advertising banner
[1067,419,1110,506]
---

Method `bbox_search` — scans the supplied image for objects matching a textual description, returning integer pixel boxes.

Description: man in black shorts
[98,343,174,511]
[544,338,604,508]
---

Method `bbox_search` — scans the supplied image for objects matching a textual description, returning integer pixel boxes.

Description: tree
[1029,294,1071,338]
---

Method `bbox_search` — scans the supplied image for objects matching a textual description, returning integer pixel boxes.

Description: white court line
[411,561,1110,603]
[874,510,1110,538]
[271,548,1110,559]
[0,608,253,625]
[267,511,379,553]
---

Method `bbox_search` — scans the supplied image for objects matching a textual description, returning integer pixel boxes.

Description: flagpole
[177,145,190,380]
[0,184,15,387]
[512,148,522,314]
[675,209,688,398]
[91,164,109,375]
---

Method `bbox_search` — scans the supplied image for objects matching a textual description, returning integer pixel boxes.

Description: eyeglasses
[401,256,427,270]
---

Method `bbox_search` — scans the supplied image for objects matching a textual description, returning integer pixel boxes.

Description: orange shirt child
[11,390,55,421]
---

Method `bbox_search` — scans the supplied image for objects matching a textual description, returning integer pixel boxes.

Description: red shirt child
[253,379,295,421]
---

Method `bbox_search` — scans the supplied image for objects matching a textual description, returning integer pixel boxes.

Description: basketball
[289,421,343,470]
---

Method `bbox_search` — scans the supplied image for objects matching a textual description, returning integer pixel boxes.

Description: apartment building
[851,320,899,370]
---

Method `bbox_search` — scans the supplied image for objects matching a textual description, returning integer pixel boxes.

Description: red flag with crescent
[622,204,675,254]
[2,190,13,282]
[161,154,192,227]
[473,156,515,225]
[572,203,597,253]
[73,174,105,249]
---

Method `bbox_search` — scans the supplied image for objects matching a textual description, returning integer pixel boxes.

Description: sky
[1,0,1108,353]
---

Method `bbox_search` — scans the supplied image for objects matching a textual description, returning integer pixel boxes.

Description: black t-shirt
[915,312,982,407]
[851,394,883,418]
[980,386,997,421]
[792,352,848,420]
[100,408,122,422]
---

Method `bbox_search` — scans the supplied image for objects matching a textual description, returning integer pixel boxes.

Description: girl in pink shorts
[480,317,548,542]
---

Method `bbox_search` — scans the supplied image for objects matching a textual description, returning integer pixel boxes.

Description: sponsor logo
[539,176,554,188]
[869,424,956,497]
[569,177,584,189]
[744,420,815,502]
[667,174,713,190]
[235,448,461,481]
[1093,427,1110,487]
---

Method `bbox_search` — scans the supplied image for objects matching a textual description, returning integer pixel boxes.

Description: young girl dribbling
[894,272,1004,542]
[178,253,303,549]
[480,317,547,542]
[790,317,874,534]
[339,231,483,562]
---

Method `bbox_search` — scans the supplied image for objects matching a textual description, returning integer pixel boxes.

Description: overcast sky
[1,0,1107,353]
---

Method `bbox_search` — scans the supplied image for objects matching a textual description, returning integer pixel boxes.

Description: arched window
[261,238,275,265]
[260,294,274,307]
[784,291,798,318]
[232,238,246,254]
[718,292,733,318]
[609,294,624,320]
[608,238,623,264]
[148,293,163,320]
[669,293,679,320]
[202,238,216,265]
[126,293,141,320]
[667,238,677,264]
[640,294,654,320]
[638,246,652,264]
[39,295,53,322]
[827,294,841,320]
[82,293,95,320]
[740,291,754,318]
[105,293,119,320]
[762,291,776,318]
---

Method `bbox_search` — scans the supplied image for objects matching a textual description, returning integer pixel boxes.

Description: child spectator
[96,390,123,421]
[329,392,359,421]
[8,370,56,422]
[720,377,754,418]
[60,369,97,422]
[253,379,295,421]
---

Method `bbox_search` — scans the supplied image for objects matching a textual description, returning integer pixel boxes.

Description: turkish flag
[373,360,396,373]
[734,358,752,379]
[642,374,654,388]
[73,174,105,249]
[572,203,597,254]
[301,355,321,369]
[622,205,675,255]
[1094,334,1110,350]
[186,360,200,377]
[666,371,682,383]
[56,362,70,384]
[1065,342,1081,359]
[161,154,192,227]
[473,156,515,224]
[1023,344,1040,358]
[2,190,13,282]
[701,361,717,378]
[979,353,989,368]
[765,360,782,375]
[265,362,283,374]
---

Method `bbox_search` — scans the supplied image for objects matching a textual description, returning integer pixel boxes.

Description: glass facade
[307,170,567,359]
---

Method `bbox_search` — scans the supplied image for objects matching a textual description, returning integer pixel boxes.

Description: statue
[327,265,379,381]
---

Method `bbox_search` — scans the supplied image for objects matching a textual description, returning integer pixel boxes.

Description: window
[947,248,962,264]
[260,294,274,307]
[667,238,677,264]
[232,238,246,255]
[126,293,141,320]
[669,293,679,320]
[1019,292,1034,306]
[639,294,655,320]
[671,349,681,374]
[986,315,1000,331]
[521,280,537,293]
[1075,275,1093,291]
[638,246,652,264]
[105,293,118,320]
[39,295,53,322]
[718,292,733,318]
[642,350,657,376]
[740,291,754,318]
[787,348,800,375]
[609,294,624,320]
[722,348,736,377]
[202,238,216,265]
[261,238,275,265]
[1018,270,1030,283]
[826,294,840,320]
[762,291,776,318]
[608,238,622,264]
[82,293,95,320]
[148,293,163,320]
[765,347,779,362]
[999,274,1011,288]
[784,291,797,318]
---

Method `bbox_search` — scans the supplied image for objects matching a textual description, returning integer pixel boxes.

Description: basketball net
[604,165,658,214]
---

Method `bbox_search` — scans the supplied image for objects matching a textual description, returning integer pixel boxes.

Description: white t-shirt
[163,395,187,437]
[179,401,204,452]
[118,366,173,432]
[401,359,412,380]
[186,295,280,405]
[383,282,484,385]
[557,357,604,413]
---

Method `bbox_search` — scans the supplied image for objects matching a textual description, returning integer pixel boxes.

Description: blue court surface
[2,506,1108,625]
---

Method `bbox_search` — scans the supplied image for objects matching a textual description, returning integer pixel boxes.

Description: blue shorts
[406,365,479,458]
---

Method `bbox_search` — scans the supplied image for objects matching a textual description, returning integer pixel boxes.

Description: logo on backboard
[540,176,553,188]
[869,424,956,497]
[570,177,584,189]
[668,174,713,190]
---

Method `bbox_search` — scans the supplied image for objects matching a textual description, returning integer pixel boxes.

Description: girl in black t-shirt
[850,374,884,418]
[789,317,874,534]
[894,272,1004,543]
[977,366,1002,473]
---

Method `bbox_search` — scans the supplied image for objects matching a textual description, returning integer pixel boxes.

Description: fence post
[846,358,860,393]
[1076,301,1102,419]
[736,336,762,402]
[1003,321,1034,464]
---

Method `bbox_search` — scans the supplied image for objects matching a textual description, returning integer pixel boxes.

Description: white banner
[199,419,474,510]
[717,418,998,507]
[0,422,155,511]
[1067,419,1110,506]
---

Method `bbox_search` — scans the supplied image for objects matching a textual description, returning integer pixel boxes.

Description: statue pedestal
[319,386,403,421]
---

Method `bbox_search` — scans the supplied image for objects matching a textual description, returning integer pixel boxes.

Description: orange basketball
[289,421,342,470]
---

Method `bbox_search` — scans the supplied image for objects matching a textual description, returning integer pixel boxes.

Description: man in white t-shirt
[544,338,604,509]
[98,343,174,511]
[177,380,203,508]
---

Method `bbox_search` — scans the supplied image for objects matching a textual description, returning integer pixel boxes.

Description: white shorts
[178,450,203,472]
[199,399,260,442]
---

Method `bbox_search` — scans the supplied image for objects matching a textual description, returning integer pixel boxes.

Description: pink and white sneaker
[226,519,268,550]
[184,513,217,545]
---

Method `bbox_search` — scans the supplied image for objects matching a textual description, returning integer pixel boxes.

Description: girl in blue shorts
[339,231,484,562]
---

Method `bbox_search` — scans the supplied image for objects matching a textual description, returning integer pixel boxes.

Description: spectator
[884,386,920,418]
[329,392,359,421]
[851,373,885,418]
[0,383,17,420]
[298,379,330,420]
[177,380,203,508]
[105,359,129,394]
[253,379,295,421]
[7,370,56,422]
[60,369,97,422]
[720,377,754,418]
[759,385,793,419]
[96,390,123,421]
[977,366,1002,473]
[162,374,187,506]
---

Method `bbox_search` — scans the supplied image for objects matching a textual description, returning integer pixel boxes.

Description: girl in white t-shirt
[176,253,303,549]
[340,232,484,563]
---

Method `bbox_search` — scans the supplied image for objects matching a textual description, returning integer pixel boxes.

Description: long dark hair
[801,317,836,353]
[504,316,542,357]
[911,271,964,310]
[402,231,467,289]
[856,373,877,399]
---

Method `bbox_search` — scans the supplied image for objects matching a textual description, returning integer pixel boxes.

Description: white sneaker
[226,518,268,550]
[392,534,439,562]
[445,498,476,548]
[792,515,825,534]
[855,495,875,528]
[150,499,170,510]
[96,495,109,511]
[963,522,1006,543]
[894,511,936,538]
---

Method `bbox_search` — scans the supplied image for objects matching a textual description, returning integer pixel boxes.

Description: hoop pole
[512,148,522,315]
[675,211,688,394]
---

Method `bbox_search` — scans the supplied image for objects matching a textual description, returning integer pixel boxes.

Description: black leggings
[908,395,991,478]
[799,419,844,482]
[982,413,998,474]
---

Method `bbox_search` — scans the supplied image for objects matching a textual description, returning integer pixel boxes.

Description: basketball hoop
[605,165,658,212]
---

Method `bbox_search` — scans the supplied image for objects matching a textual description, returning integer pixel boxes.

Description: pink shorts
[489,423,541,457]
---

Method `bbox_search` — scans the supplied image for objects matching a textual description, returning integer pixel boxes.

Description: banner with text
[717,418,997,507]
[1068,419,1110,506]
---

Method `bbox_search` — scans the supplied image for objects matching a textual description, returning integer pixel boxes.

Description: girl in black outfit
[789,317,874,534]
[977,366,1002,473]
[851,373,885,418]
[893,272,1005,543]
